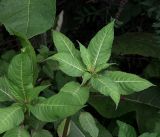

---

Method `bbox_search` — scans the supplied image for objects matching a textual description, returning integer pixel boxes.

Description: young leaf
[79,43,92,70]
[8,53,34,101]
[95,63,114,73]
[82,72,92,85]
[91,75,120,106]
[0,106,24,134]
[31,82,89,122]
[117,121,136,137]
[53,31,77,58]
[106,71,153,95]
[79,112,99,137]
[50,53,85,77]
[0,0,56,38]
[32,129,52,137]
[88,21,114,68]
[3,127,30,137]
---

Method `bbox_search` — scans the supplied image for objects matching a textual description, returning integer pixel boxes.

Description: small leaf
[88,21,114,68]
[53,31,77,58]
[95,63,114,73]
[31,82,89,122]
[82,72,92,85]
[91,75,120,106]
[3,127,30,137]
[79,43,92,70]
[0,106,24,134]
[79,112,99,137]
[106,71,153,95]
[117,120,136,137]
[32,129,52,137]
[50,53,85,77]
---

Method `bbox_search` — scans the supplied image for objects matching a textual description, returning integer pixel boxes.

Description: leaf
[28,85,50,101]
[15,32,38,83]
[91,75,120,106]
[117,121,136,137]
[79,43,92,70]
[0,77,14,102]
[82,72,92,85]
[0,0,56,38]
[53,31,77,58]
[50,53,85,77]
[79,112,99,137]
[106,71,153,95]
[0,106,24,134]
[32,129,52,137]
[95,63,113,73]
[8,53,34,101]
[139,133,160,137]
[88,21,114,68]
[57,119,70,137]
[60,82,89,105]
[31,82,89,122]
[3,127,30,137]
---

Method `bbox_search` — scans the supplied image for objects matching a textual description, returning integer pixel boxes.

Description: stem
[62,117,71,137]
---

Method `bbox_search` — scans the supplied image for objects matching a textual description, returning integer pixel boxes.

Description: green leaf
[8,53,34,101]
[106,71,153,95]
[117,121,136,137]
[0,77,14,102]
[28,85,50,101]
[79,112,99,137]
[57,119,70,137]
[82,72,92,85]
[79,43,92,70]
[53,31,77,58]
[88,21,114,68]
[3,127,30,137]
[51,53,85,77]
[91,75,120,106]
[95,63,113,73]
[15,33,38,83]
[0,0,56,38]
[139,133,160,137]
[32,129,52,137]
[0,106,24,134]
[60,82,89,105]
[31,82,89,122]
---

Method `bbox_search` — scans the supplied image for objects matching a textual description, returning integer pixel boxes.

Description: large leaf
[32,129,52,137]
[31,82,89,122]
[0,106,24,134]
[3,127,30,137]
[117,121,136,137]
[8,53,34,101]
[88,21,114,68]
[113,33,160,58]
[51,53,85,77]
[91,75,120,106]
[0,0,56,38]
[79,112,99,137]
[106,71,153,95]
[53,31,77,58]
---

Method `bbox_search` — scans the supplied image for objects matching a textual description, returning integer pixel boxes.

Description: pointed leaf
[117,121,136,137]
[0,0,56,38]
[91,75,120,106]
[51,53,85,77]
[0,106,24,134]
[31,82,89,122]
[95,63,113,73]
[32,129,52,137]
[88,21,114,68]
[79,43,92,70]
[8,53,34,101]
[79,112,99,137]
[139,133,160,137]
[82,72,92,85]
[106,71,153,95]
[53,31,77,58]
[3,127,30,137]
